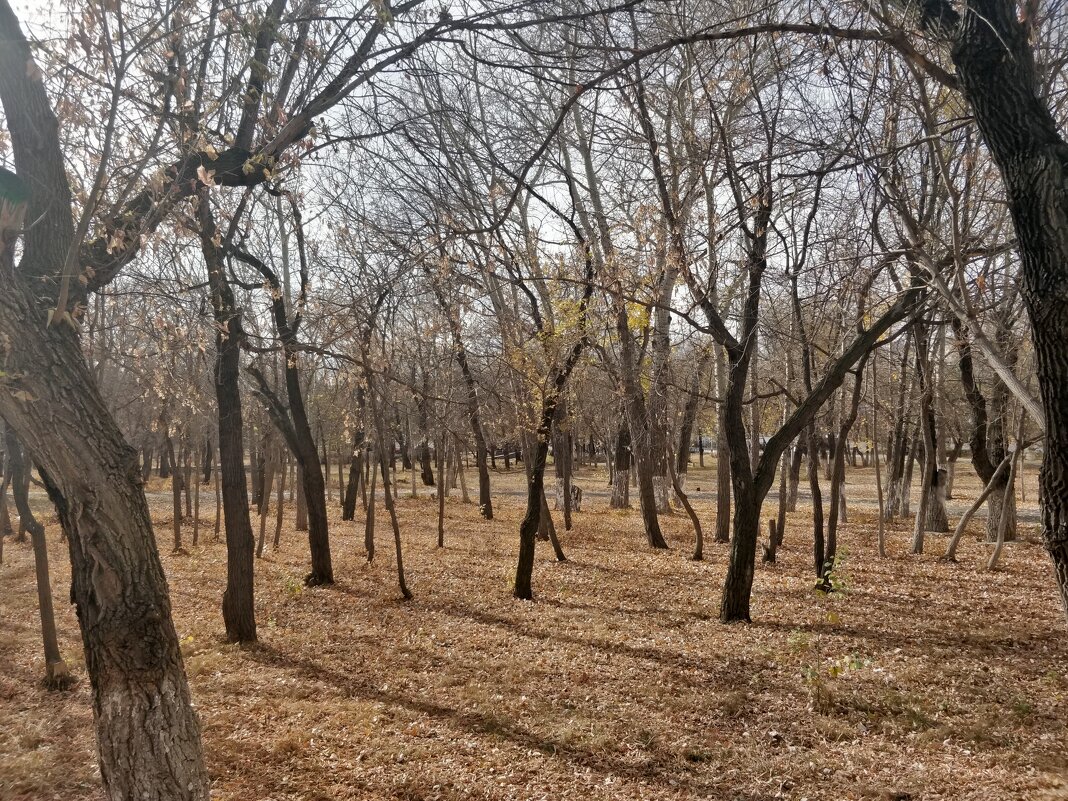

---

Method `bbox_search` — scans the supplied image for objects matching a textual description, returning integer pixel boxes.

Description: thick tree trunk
[0,265,209,801]
[0,6,212,788]
[935,0,1068,616]
[719,485,760,622]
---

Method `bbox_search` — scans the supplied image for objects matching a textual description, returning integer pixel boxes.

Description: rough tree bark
[918,0,1068,622]
[0,6,209,797]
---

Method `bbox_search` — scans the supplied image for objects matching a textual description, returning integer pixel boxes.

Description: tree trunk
[715,411,732,543]
[365,458,377,562]
[6,430,69,685]
[274,453,287,549]
[719,485,760,623]
[0,249,209,801]
[256,452,276,558]
[933,0,1068,621]
[610,421,631,508]
[436,436,446,548]
[170,434,183,553]
[827,362,866,569]
[198,192,257,643]
[807,423,827,578]
[342,431,364,521]
[377,435,411,599]
[786,445,802,513]
[0,11,213,793]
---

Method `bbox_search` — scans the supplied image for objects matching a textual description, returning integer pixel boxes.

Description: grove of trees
[1,0,1066,797]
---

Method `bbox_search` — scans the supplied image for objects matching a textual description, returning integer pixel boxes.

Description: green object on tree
[0,166,29,237]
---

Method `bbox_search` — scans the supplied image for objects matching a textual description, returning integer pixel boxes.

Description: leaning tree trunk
[0,13,209,795]
[0,261,208,801]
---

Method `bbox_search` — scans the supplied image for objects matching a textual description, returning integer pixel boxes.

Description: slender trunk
[668,444,703,560]
[988,444,1024,571]
[541,488,566,561]
[274,453,287,549]
[6,430,69,685]
[192,467,200,547]
[342,432,364,521]
[170,435,183,553]
[201,437,212,485]
[807,423,826,577]
[436,436,446,548]
[454,438,471,503]
[945,456,1011,561]
[365,458,377,562]
[213,451,221,541]
[256,453,276,559]
[377,441,411,599]
[199,197,256,642]
[610,420,631,509]
[786,446,802,513]
[872,358,887,557]
[827,362,866,567]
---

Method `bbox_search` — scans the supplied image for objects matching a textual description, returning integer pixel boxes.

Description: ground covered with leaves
[2,465,1067,800]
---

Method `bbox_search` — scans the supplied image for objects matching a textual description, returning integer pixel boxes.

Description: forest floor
[2,463,1067,801]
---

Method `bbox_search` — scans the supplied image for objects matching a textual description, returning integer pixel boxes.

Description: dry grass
[1,462,1067,801]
